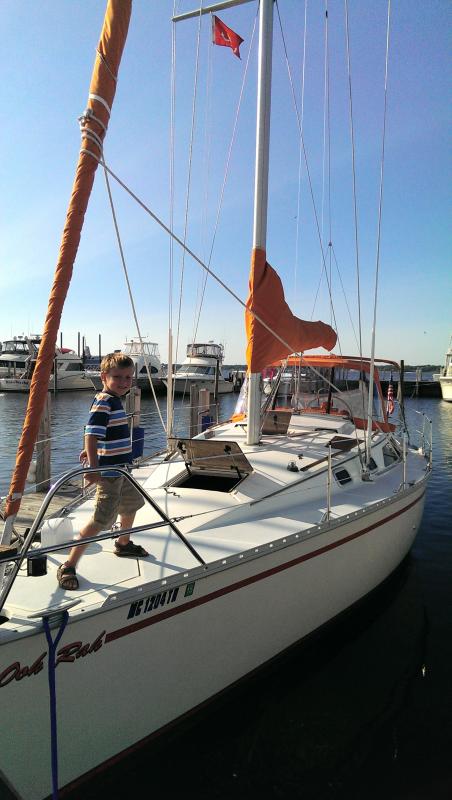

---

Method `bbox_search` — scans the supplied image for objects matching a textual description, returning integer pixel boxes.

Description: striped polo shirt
[85,391,132,473]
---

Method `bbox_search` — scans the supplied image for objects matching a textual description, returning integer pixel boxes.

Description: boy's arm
[83,434,100,485]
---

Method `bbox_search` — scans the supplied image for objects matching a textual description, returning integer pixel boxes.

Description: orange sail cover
[245,248,337,373]
[4,0,132,519]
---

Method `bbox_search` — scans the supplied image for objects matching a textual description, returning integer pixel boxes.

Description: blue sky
[1,0,450,366]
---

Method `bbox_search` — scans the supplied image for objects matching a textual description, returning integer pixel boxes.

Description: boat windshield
[1,341,30,355]
[233,366,386,424]
[123,340,159,357]
[186,343,223,359]
[176,365,216,375]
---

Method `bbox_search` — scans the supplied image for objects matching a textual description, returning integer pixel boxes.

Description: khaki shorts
[92,475,145,529]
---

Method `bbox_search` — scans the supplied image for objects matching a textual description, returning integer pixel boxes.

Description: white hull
[164,376,234,395]
[0,450,426,800]
[0,374,94,392]
[439,376,452,401]
[86,371,165,394]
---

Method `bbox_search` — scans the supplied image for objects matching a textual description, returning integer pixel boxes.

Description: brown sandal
[114,540,149,558]
[57,563,79,590]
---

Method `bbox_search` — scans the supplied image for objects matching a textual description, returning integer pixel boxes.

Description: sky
[0,0,450,367]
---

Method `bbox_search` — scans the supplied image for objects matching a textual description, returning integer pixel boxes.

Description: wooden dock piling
[35,392,51,492]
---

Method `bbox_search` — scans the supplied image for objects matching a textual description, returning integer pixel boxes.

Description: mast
[246,0,273,446]
[1,0,132,533]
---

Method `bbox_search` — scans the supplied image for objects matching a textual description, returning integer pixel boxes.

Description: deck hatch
[167,438,252,492]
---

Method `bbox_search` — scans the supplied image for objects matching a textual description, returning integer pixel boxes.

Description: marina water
[0,392,450,798]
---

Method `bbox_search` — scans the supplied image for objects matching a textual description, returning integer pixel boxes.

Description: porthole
[334,468,352,486]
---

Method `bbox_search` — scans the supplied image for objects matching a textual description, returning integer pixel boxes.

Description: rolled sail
[4,0,132,519]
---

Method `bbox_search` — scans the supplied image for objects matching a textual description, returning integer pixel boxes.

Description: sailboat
[0,3,431,799]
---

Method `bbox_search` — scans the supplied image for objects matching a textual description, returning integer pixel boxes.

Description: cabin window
[368,457,378,471]
[139,365,158,374]
[333,468,352,486]
[65,363,82,371]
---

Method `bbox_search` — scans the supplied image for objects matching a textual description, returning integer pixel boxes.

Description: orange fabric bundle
[5,0,132,518]
[245,248,337,373]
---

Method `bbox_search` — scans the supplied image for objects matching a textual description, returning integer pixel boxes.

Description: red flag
[212,15,244,59]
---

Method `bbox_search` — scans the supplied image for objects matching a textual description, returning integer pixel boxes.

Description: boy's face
[101,366,134,397]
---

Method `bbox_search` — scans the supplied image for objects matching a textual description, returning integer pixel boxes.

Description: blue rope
[43,611,69,800]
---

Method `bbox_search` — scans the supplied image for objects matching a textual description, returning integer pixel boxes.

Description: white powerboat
[436,335,452,401]
[164,342,234,396]
[0,336,94,392]
[85,338,165,394]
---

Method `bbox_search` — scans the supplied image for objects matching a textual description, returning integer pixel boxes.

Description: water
[1,393,451,798]
[0,391,239,496]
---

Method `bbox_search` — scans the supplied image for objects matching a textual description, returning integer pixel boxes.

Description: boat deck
[2,414,426,629]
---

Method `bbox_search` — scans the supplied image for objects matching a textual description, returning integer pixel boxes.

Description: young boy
[57,353,148,590]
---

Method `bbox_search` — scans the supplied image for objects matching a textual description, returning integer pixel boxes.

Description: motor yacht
[164,342,233,396]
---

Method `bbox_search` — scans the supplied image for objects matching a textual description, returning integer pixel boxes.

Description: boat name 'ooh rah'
[0,3,431,800]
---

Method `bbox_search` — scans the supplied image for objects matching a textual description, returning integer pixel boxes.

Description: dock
[1,488,80,539]
[379,380,441,399]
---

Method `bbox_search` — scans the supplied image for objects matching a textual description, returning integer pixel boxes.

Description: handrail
[0,521,172,565]
[0,465,205,615]
[413,410,433,460]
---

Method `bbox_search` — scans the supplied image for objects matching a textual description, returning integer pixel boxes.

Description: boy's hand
[79,449,87,463]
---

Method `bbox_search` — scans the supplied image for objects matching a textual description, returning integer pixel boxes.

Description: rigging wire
[330,243,360,350]
[325,3,333,329]
[169,3,177,342]
[190,29,213,349]
[293,0,308,312]
[344,0,363,361]
[317,2,329,322]
[344,0,367,427]
[100,160,313,366]
[189,8,259,349]
[366,0,392,463]
[275,2,340,346]
[99,157,375,422]
[311,3,335,336]
[172,5,204,407]
[100,156,167,433]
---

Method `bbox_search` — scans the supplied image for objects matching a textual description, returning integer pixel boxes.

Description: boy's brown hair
[100,352,134,373]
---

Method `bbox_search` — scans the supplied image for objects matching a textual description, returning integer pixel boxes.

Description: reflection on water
[0,392,238,495]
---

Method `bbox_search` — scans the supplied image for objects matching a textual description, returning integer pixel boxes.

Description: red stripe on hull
[60,488,425,798]
[105,489,425,644]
